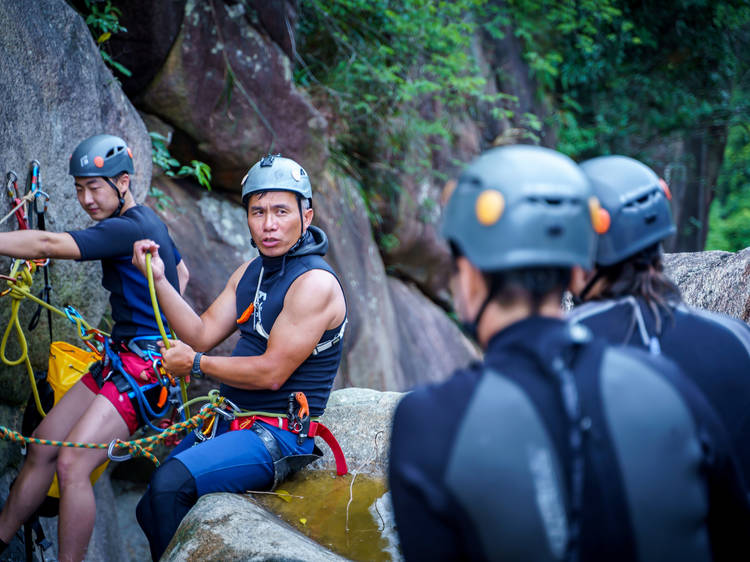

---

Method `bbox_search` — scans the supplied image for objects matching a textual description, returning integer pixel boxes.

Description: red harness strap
[231,415,348,476]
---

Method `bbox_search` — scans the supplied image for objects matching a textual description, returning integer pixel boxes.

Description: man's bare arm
[161,268,346,389]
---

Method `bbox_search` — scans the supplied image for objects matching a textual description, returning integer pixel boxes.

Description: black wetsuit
[389,316,750,561]
[569,296,750,488]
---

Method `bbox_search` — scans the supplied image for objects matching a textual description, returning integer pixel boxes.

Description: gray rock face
[141,0,328,191]
[0,0,151,385]
[163,493,347,562]
[664,249,750,322]
[387,278,479,390]
[313,173,407,391]
[312,387,404,475]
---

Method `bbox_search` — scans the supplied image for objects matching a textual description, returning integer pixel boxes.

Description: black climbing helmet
[69,134,134,178]
[241,154,312,209]
[580,155,676,267]
[442,145,601,272]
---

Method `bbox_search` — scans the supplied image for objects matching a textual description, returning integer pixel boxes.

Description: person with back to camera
[568,155,750,491]
[388,145,750,561]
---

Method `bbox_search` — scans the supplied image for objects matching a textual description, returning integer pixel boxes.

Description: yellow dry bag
[45,341,108,498]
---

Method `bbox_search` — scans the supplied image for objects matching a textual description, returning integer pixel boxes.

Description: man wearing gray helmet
[388,145,749,561]
[569,154,750,489]
[0,134,188,561]
[131,154,347,560]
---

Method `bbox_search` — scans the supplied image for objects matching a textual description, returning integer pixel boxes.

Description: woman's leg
[56,394,129,562]
[0,381,96,544]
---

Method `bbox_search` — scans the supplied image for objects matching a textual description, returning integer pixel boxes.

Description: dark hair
[449,241,570,310]
[596,244,681,310]
[482,267,571,311]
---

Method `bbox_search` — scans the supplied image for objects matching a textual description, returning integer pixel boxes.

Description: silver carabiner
[107,439,132,462]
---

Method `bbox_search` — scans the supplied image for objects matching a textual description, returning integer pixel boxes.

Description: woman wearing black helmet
[0,134,188,561]
[569,155,750,489]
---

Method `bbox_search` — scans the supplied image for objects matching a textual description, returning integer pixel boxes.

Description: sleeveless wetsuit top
[221,226,346,416]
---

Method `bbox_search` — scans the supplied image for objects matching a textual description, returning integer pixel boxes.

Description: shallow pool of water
[251,470,400,561]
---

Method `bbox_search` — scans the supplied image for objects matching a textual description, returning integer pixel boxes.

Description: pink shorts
[81,351,160,434]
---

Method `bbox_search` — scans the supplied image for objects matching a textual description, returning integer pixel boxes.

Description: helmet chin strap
[104,177,125,218]
[460,290,494,344]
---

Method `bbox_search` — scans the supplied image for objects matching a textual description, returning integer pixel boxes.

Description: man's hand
[158,339,195,378]
[132,239,166,282]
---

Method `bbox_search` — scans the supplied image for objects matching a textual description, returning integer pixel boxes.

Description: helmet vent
[547,225,564,237]
[106,148,115,158]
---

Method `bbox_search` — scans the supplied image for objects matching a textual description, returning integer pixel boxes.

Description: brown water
[251,471,398,561]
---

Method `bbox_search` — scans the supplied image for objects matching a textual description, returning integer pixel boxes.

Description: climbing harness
[192,389,348,482]
[247,265,347,355]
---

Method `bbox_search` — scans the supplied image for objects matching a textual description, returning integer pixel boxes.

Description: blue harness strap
[103,337,185,432]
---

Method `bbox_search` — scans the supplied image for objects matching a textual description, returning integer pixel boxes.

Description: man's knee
[149,459,197,504]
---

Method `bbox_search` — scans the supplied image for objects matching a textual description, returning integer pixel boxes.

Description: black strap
[511,328,589,562]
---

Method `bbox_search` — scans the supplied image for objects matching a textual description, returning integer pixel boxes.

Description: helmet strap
[576,269,603,304]
[460,290,494,344]
[104,177,126,218]
[296,195,304,239]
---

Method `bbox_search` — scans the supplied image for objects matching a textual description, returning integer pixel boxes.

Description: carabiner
[5,171,19,199]
[107,439,133,462]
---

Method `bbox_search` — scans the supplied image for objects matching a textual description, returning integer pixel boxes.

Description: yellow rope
[146,252,191,418]
[0,260,108,417]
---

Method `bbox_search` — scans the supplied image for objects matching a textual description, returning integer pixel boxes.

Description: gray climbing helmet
[442,145,600,271]
[68,134,134,178]
[580,155,676,267]
[241,154,312,208]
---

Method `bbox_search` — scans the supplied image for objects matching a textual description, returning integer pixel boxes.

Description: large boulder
[664,248,750,323]
[140,0,328,191]
[312,387,403,474]
[0,0,151,396]
[162,493,347,562]
[163,387,405,561]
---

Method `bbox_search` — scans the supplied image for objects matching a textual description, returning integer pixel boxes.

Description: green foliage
[147,186,175,213]
[150,132,213,191]
[82,0,131,77]
[494,0,750,159]
[706,89,750,251]
[296,0,503,235]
